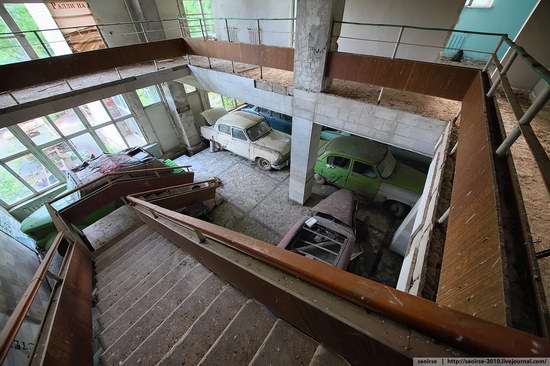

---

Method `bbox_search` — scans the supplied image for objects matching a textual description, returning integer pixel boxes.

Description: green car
[313,136,426,217]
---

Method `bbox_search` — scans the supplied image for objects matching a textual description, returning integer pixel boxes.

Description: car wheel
[257,157,272,171]
[385,201,409,218]
[313,173,326,185]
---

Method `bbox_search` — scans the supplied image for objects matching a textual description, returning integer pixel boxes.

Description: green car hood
[387,163,426,194]
[20,191,80,234]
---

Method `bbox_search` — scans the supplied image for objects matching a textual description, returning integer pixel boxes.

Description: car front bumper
[271,153,290,170]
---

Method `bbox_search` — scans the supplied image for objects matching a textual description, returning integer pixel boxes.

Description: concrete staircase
[94,224,349,365]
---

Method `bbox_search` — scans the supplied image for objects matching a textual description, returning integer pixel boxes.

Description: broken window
[327,156,350,169]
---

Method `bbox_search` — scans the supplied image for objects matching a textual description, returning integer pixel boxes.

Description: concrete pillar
[124,91,163,153]
[159,81,203,152]
[127,0,167,42]
[289,0,345,204]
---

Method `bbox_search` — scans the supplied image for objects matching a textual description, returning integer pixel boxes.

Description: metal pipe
[482,35,505,73]
[97,25,108,48]
[257,19,262,79]
[140,22,149,43]
[225,18,235,73]
[450,142,458,156]
[487,50,517,97]
[437,208,450,224]
[496,83,550,156]
[378,27,404,104]
[33,30,52,57]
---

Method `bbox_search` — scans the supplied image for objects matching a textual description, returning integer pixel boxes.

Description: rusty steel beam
[326,52,478,101]
[182,38,294,72]
[0,39,186,92]
[127,196,550,357]
[59,172,194,224]
[129,178,220,211]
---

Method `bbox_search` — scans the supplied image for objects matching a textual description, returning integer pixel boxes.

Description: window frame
[218,124,231,135]
[327,155,351,170]
[0,93,148,209]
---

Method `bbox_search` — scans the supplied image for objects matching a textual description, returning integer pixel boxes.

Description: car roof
[218,111,263,129]
[325,136,388,163]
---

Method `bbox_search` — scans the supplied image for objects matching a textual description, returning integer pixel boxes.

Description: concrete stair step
[309,344,350,366]
[197,299,276,366]
[95,242,180,314]
[249,319,318,366]
[96,237,169,299]
[157,286,248,366]
[96,231,160,286]
[101,264,211,364]
[121,274,227,365]
[98,253,198,340]
[94,225,153,270]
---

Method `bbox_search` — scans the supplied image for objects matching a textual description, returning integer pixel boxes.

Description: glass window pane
[136,86,161,107]
[48,109,85,136]
[0,165,33,205]
[103,95,130,119]
[116,118,146,147]
[42,142,81,174]
[6,154,59,191]
[0,17,30,65]
[5,3,71,57]
[95,125,127,152]
[79,101,111,126]
[0,128,26,159]
[19,117,60,145]
[222,96,235,110]
[70,133,103,160]
[208,92,223,108]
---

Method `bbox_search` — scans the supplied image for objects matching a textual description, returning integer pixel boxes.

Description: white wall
[188,66,446,156]
[211,0,294,47]
[338,0,464,62]
[144,103,181,152]
[505,1,550,91]
[88,0,140,46]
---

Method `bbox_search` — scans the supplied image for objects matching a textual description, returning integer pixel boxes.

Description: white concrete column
[289,0,345,204]
[159,81,203,151]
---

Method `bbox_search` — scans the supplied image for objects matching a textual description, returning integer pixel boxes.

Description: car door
[230,127,252,159]
[321,155,351,187]
[215,123,232,148]
[346,160,381,199]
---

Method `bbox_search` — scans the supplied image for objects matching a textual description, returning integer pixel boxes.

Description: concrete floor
[174,148,404,286]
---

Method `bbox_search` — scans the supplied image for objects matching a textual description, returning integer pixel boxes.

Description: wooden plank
[42,242,93,365]
[326,52,478,101]
[437,73,508,325]
[0,39,186,92]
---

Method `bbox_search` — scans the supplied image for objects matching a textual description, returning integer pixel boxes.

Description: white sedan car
[200,108,291,170]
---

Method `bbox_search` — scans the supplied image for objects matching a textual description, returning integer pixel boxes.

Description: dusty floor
[496,91,550,299]
[174,148,403,286]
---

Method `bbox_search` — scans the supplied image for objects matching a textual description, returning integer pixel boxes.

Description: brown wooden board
[0,39,186,92]
[325,52,478,101]
[42,242,93,365]
[183,39,294,71]
[437,73,508,325]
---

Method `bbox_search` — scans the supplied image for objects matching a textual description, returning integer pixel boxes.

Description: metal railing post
[487,49,517,97]
[140,22,149,43]
[482,35,505,73]
[495,83,550,156]
[199,18,206,40]
[257,19,262,79]
[33,30,51,57]
[378,26,404,104]
[225,18,235,73]
[96,25,108,48]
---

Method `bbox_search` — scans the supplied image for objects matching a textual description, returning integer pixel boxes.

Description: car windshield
[377,151,397,179]
[246,120,271,142]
